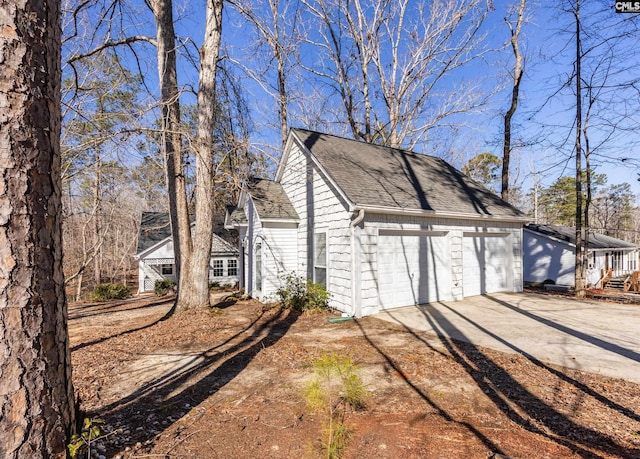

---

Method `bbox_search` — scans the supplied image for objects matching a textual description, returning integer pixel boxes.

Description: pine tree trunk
[0,1,76,457]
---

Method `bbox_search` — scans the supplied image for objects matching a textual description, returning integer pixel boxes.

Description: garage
[463,233,510,297]
[377,230,451,309]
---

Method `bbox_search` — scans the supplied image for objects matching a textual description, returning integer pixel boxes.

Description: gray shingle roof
[291,129,525,219]
[137,211,238,256]
[137,212,172,254]
[247,178,299,221]
[226,205,247,226]
[525,224,637,250]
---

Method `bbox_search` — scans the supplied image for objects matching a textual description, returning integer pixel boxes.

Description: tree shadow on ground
[439,300,640,423]
[94,305,300,455]
[486,294,640,362]
[399,302,640,458]
[70,296,177,352]
[68,295,175,321]
[352,319,509,457]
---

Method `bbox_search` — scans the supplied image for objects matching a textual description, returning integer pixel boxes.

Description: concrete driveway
[374,292,640,383]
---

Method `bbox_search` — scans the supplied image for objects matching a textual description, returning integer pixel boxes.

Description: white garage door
[463,235,509,297]
[378,231,451,309]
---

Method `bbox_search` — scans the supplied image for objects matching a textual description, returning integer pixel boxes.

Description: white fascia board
[358,204,530,223]
[274,132,296,182]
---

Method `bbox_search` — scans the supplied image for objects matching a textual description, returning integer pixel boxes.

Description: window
[228,259,238,276]
[314,231,327,286]
[161,264,173,275]
[255,244,262,291]
[212,259,224,277]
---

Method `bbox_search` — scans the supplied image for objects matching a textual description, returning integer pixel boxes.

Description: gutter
[356,204,530,223]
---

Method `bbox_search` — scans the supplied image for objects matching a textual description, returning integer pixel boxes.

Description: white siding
[261,223,298,300]
[138,235,239,293]
[280,142,354,313]
[523,230,639,287]
[138,240,176,292]
[523,230,575,286]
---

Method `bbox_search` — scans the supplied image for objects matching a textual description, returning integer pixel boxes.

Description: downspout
[350,209,365,317]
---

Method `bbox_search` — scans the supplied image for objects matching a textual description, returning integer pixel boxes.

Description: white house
[523,223,639,287]
[135,212,239,293]
[226,129,529,317]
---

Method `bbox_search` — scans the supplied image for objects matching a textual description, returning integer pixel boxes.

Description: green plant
[304,353,366,458]
[91,283,130,301]
[209,281,221,289]
[306,280,331,311]
[275,273,331,312]
[67,418,119,458]
[154,279,176,296]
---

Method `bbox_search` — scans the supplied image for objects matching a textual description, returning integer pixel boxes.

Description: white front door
[463,235,509,297]
[377,231,451,309]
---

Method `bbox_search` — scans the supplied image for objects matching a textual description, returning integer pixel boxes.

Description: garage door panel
[463,236,509,297]
[378,233,451,309]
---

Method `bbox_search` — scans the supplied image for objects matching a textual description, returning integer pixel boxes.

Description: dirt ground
[69,291,640,459]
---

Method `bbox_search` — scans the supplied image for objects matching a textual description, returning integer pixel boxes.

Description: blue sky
[63,0,640,199]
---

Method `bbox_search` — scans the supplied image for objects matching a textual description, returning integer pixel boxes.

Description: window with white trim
[314,231,327,286]
[212,259,224,277]
[228,259,238,276]
[161,264,173,275]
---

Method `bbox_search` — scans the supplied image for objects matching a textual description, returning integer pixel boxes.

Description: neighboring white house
[225,129,529,317]
[135,212,239,293]
[523,223,639,287]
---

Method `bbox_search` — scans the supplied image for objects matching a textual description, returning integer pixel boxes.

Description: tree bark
[150,0,192,288]
[501,0,525,203]
[574,0,586,297]
[0,0,76,456]
[177,0,224,310]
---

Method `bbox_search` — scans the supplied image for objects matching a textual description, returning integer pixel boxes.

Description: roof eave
[275,131,297,182]
[356,204,530,223]
[261,217,300,224]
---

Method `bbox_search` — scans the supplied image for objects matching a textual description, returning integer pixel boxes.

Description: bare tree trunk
[151,0,192,288]
[502,0,526,203]
[0,0,75,456]
[177,0,224,310]
[270,0,289,150]
[574,0,586,297]
[93,153,102,285]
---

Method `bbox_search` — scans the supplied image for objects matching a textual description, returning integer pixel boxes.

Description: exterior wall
[137,240,177,292]
[238,226,247,290]
[523,230,639,287]
[523,230,576,286]
[208,258,240,287]
[138,238,239,293]
[260,223,298,300]
[279,141,354,313]
[360,213,523,317]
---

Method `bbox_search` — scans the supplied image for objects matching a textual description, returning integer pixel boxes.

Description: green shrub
[154,280,176,296]
[209,281,221,289]
[275,273,330,312]
[306,280,331,311]
[91,283,130,301]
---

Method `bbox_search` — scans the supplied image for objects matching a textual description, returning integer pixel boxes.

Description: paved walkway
[375,292,640,383]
